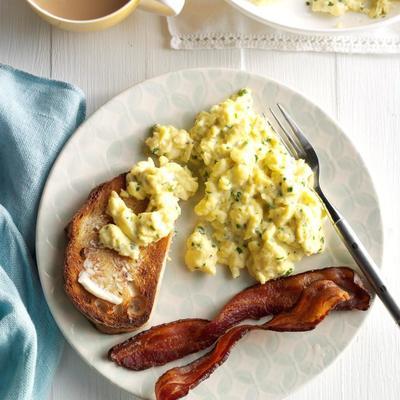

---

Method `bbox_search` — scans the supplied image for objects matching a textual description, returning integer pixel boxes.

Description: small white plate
[36,68,383,400]
[225,0,400,34]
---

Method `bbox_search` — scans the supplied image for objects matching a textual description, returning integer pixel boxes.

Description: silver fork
[269,103,400,327]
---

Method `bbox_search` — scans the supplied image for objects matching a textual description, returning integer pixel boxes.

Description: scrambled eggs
[146,125,193,163]
[99,156,198,259]
[310,0,391,17]
[252,0,392,18]
[146,89,326,283]
[99,89,326,284]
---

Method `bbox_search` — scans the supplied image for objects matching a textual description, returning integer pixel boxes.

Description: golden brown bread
[64,173,172,334]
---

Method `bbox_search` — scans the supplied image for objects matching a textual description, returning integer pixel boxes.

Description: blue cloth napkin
[0,64,86,400]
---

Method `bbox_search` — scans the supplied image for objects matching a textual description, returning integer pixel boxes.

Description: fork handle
[317,189,400,327]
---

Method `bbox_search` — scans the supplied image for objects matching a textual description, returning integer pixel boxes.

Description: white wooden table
[1,1,399,399]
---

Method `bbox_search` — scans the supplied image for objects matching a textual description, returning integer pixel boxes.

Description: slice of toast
[64,173,172,334]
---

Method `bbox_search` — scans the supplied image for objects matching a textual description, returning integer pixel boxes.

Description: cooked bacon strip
[109,267,369,370]
[109,319,211,371]
[155,280,350,400]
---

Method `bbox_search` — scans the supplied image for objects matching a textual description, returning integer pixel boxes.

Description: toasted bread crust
[64,174,171,334]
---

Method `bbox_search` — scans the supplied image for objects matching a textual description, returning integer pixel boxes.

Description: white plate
[225,0,400,34]
[36,68,383,400]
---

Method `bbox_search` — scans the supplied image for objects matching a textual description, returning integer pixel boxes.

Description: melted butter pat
[78,271,123,305]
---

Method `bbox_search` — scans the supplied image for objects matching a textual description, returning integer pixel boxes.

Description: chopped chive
[232,191,242,201]
[283,267,294,276]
